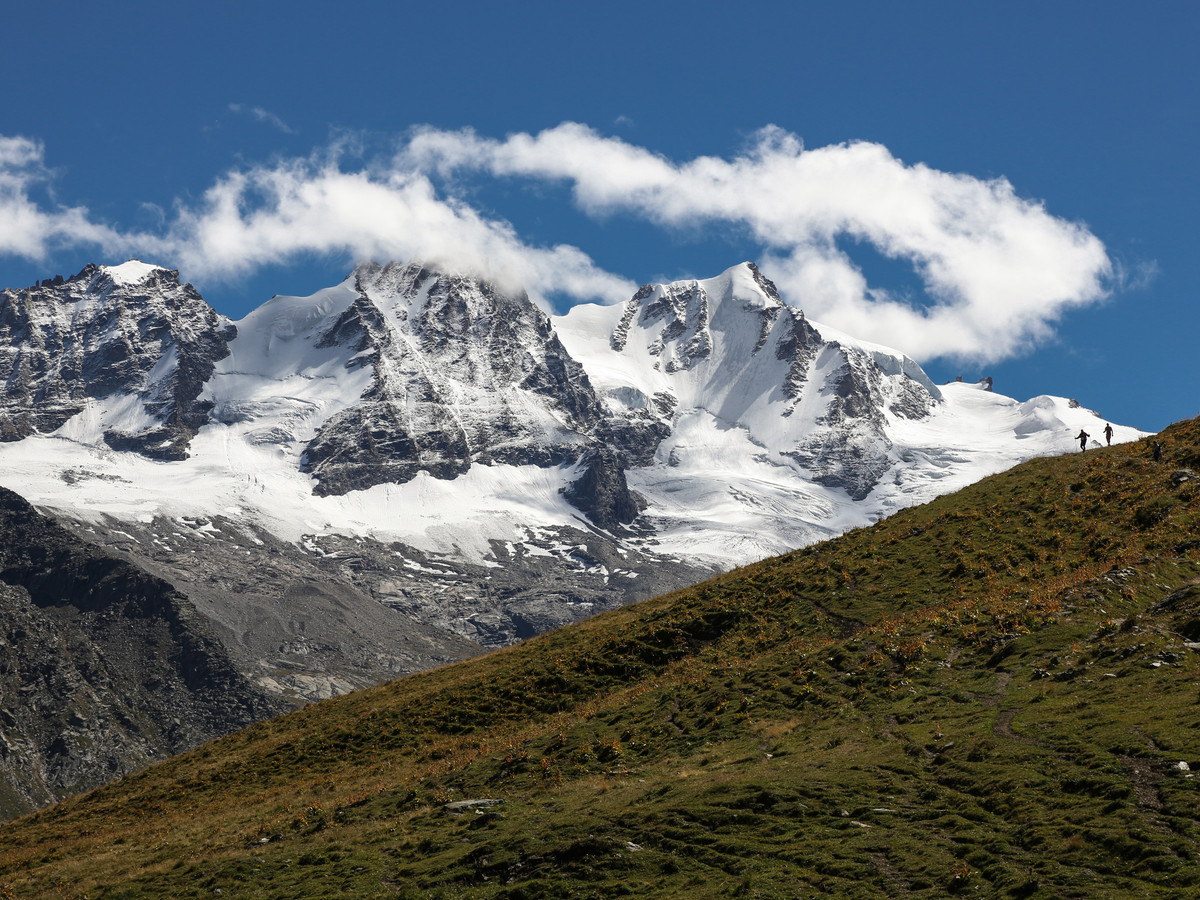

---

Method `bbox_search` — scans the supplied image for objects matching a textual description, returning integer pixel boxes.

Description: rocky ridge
[302,261,614,503]
[0,262,235,460]
[0,486,283,820]
[556,261,945,501]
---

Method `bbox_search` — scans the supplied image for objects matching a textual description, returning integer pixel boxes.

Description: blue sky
[2,1,1195,431]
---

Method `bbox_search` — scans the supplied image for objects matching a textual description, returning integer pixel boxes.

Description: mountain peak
[706,260,786,310]
[100,259,173,287]
[0,264,233,458]
[295,259,609,498]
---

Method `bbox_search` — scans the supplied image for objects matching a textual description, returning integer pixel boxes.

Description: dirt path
[869,852,911,895]
[993,707,1043,746]
[988,672,1045,745]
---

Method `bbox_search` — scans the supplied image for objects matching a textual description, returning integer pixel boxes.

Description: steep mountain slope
[298,261,610,497]
[1,424,1196,897]
[0,262,235,459]
[557,262,1141,564]
[198,258,641,517]
[0,260,1144,701]
[0,486,283,821]
[560,262,940,501]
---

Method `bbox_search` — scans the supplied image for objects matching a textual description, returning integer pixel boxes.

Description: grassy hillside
[2,419,1200,898]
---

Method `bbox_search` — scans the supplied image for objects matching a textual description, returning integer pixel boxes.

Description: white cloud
[0,134,633,309]
[0,136,126,260]
[153,153,634,308]
[0,124,1115,363]
[404,123,1113,362]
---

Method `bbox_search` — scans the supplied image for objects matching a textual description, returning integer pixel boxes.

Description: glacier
[0,259,1147,700]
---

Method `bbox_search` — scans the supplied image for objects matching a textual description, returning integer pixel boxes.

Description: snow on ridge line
[102,259,167,286]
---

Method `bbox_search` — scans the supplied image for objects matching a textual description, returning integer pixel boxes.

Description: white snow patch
[102,260,164,286]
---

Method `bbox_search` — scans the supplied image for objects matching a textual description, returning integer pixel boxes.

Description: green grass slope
[3,420,1200,898]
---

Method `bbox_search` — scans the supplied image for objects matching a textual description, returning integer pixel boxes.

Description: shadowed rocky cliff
[0,486,284,820]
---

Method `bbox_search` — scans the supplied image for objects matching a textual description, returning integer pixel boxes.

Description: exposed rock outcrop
[563,448,645,531]
[0,262,235,459]
[0,486,283,820]
[302,262,607,497]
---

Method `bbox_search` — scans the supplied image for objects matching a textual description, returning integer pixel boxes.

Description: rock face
[0,486,283,820]
[557,261,944,503]
[80,513,700,673]
[562,448,645,530]
[301,261,609,499]
[0,262,236,460]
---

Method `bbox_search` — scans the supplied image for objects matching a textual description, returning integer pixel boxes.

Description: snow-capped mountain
[191,259,646,528]
[0,262,235,459]
[0,260,1146,699]
[555,262,1139,563]
[291,261,606,495]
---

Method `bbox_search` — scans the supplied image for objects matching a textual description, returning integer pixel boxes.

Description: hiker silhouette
[1103,423,1114,445]
[1077,430,1090,452]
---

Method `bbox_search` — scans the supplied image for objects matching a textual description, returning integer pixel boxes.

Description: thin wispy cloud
[1113,258,1159,293]
[0,124,1122,364]
[228,103,297,135]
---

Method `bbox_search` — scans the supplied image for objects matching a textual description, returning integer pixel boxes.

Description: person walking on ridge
[1104,423,1114,445]
[1077,429,1090,452]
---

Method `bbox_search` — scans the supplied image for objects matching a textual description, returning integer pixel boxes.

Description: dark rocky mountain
[0,261,235,460]
[71,510,696,701]
[299,261,629,516]
[0,486,284,820]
